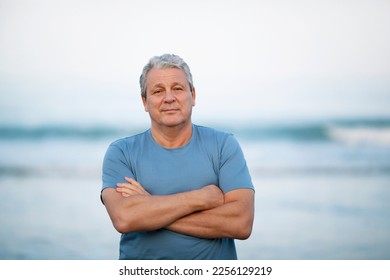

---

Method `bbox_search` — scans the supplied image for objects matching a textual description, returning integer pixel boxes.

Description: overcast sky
[1,0,389,126]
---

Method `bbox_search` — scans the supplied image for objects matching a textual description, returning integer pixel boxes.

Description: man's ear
[142,96,148,112]
[191,88,196,106]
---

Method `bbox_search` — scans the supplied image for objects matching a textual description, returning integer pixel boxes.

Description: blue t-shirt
[102,124,254,260]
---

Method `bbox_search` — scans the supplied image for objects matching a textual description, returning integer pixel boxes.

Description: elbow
[235,226,253,240]
[110,212,138,234]
[113,220,142,234]
[113,221,130,234]
[112,217,131,234]
[234,216,254,240]
[111,214,153,234]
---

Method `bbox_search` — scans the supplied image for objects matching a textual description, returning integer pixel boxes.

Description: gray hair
[139,54,194,99]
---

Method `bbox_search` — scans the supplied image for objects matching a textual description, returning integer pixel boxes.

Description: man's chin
[159,118,190,128]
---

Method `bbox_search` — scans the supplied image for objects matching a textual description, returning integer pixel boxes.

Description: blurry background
[0,0,389,259]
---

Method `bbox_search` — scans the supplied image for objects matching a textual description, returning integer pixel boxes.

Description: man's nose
[164,90,176,103]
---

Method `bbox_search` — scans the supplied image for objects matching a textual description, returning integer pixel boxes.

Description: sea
[0,118,390,260]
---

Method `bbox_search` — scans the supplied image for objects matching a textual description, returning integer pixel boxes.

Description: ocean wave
[0,165,100,178]
[1,164,389,178]
[1,118,390,145]
[251,165,390,177]
[232,118,390,145]
[0,125,128,141]
[327,126,390,146]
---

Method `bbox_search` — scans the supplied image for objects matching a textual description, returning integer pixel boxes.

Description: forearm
[102,184,223,234]
[166,189,255,240]
[115,192,204,232]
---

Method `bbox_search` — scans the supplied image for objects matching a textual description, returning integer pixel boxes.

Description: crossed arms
[101,177,255,240]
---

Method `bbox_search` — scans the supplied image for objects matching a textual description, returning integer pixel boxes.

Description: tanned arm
[101,177,224,234]
[112,178,255,239]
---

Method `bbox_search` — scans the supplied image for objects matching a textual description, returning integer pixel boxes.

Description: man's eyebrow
[150,83,165,89]
[150,82,186,88]
[172,82,186,87]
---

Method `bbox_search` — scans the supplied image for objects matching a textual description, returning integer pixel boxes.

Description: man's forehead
[146,67,188,86]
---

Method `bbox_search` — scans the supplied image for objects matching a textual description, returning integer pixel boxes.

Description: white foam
[327,126,390,146]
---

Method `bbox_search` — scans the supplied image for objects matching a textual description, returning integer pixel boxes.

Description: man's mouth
[161,108,179,113]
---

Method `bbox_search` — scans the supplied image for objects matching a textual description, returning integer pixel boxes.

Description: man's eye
[153,89,162,94]
[173,87,183,91]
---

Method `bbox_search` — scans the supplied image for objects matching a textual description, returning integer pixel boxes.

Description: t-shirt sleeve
[218,134,254,193]
[102,142,134,191]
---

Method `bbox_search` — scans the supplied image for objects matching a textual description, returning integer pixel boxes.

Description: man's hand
[116,177,151,197]
[197,184,224,210]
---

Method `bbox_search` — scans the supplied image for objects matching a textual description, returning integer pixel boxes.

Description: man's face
[142,67,196,128]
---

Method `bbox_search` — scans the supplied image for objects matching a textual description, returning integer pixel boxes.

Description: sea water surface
[0,118,389,259]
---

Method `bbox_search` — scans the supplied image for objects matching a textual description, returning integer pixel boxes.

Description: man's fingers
[116,183,141,193]
[123,177,150,195]
[125,177,143,187]
[116,179,150,196]
[115,187,134,197]
[116,186,149,197]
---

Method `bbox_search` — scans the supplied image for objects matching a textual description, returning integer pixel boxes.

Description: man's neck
[150,122,193,148]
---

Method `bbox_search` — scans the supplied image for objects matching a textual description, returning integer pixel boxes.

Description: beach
[238,174,390,259]
[1,120,389,260]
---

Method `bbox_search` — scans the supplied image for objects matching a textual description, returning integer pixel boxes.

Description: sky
[1,0,390,127]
